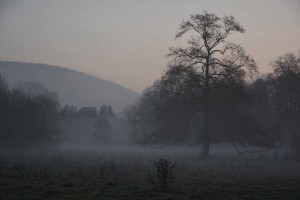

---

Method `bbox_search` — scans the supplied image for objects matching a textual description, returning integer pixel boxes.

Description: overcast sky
[0,0,299,93]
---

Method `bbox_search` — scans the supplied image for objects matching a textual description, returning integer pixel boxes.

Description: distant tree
[76,106,98,118]
[32,93,61,145]
[271,51,300,76]
[270,51,300,157]
[93,104,112,143]
[60,104,118,144]
[93,116,112,143]
[8,89,32,147]
[0,74,9,95]
[61,105,70,117]
[69,105,78,117]
[107,105,116,118]
[270,51,300,118]
[0,74,10,146]
[99,104,116,118]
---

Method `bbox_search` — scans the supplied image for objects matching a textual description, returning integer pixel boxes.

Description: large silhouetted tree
[163,11,257,157]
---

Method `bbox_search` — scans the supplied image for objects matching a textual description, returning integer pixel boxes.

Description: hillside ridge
[0,61,140,111]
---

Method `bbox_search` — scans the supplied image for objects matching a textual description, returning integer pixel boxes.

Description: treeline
[124,51,300,157]
[61,104,130,144]
[0,75,130,150]
[0,78,61,149]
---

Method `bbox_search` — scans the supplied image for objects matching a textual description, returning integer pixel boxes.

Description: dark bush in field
[154,157,174,188]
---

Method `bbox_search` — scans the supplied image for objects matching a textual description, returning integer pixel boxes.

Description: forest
[0,11,300,200]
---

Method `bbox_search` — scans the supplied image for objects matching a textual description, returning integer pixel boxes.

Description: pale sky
[0,0,299,93]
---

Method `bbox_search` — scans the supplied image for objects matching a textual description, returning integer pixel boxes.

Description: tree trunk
[202,103,211,159]
[202,52,211,158]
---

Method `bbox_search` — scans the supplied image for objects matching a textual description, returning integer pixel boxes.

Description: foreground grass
[0,148,300,200]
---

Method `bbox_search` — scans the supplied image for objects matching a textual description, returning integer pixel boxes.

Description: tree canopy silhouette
[164,11,258,157]
[125,11,280,157]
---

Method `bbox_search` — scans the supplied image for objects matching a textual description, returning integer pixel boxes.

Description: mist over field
[0,1,300,199]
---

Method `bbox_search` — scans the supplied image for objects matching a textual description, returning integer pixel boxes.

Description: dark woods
[0,75,127,150]
[0,79,60,150]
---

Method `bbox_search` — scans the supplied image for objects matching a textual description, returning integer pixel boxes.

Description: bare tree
[165,11,257,157]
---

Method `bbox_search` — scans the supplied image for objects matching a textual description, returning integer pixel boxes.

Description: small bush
[154,157,174,188]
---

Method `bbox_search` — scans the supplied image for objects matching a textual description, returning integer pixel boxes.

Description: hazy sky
[0,0,299,93]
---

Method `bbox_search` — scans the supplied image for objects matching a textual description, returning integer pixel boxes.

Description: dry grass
[0,146,300,200]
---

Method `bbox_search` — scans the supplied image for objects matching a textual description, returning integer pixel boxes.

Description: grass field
[1,145,300,200]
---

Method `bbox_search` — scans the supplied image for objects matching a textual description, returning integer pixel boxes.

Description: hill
[0,61,139,112]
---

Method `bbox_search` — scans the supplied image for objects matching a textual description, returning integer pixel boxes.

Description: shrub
[154,157,174,188]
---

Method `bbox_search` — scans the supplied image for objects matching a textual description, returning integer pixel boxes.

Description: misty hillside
[0,61,139,111]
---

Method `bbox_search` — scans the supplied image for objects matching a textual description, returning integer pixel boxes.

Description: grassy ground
[0,148,300,200]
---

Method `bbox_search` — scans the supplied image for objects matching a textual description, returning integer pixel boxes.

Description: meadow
[0,145,300,200]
